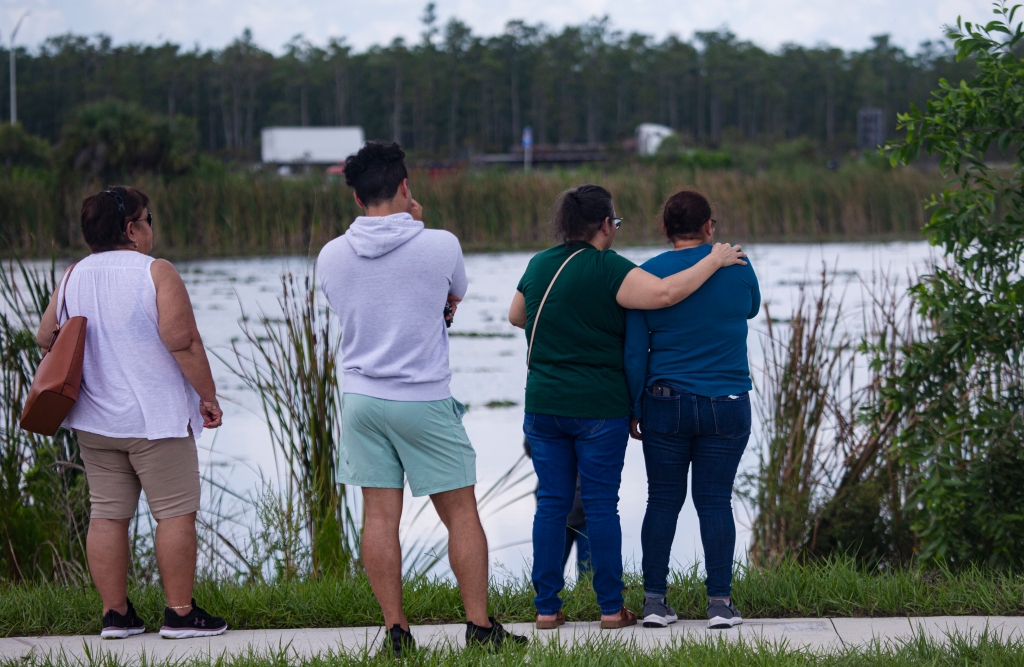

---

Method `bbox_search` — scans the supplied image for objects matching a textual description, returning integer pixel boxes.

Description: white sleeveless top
[62,251,203,440]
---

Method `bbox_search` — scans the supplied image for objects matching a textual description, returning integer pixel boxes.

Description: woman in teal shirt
[508,184,746,630]
[624,190,760,631]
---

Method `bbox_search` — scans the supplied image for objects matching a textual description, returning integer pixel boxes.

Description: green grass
[6,558,1024,638]
[6,632,1024,667]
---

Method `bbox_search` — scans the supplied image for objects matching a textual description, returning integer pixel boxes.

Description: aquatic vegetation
[0,164,940,257]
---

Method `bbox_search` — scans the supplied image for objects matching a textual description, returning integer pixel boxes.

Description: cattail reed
[1,165,941,257]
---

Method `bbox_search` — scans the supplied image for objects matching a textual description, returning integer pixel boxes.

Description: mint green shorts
[340,393,477,497]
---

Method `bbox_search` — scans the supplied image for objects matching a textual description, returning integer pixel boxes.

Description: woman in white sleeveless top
[36,186,228,640]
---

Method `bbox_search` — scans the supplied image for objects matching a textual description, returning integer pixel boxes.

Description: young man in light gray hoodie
[317,142,526,655]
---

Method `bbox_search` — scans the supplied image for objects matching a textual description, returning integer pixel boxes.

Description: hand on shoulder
[711,243,747,267]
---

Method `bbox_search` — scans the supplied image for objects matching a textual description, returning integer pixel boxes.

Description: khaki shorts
[77,430,201,520]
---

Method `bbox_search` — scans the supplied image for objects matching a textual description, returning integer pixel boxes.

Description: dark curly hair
[80,186,150,252]
[343,141,409,207]
[552,184,614,242]
[663,190,712,240]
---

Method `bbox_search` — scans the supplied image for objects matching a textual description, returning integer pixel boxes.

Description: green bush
[0,124,52,169]
[652,134,733,169]
[57,98,198,180]
[0,261,91,583]
[728,136,821,172]
[879,4,1024,567]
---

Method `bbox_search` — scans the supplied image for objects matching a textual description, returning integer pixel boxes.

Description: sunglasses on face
[611,217,623,229]
[131,211,153,228]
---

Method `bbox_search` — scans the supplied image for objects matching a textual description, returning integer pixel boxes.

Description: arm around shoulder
[615,243,747,310]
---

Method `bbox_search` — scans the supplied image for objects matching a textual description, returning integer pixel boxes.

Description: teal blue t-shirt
[624,244,760,418]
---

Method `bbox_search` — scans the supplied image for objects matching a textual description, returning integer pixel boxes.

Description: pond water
[174,240,935,580]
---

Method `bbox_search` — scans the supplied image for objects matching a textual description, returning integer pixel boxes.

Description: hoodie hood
[344,212,424,258]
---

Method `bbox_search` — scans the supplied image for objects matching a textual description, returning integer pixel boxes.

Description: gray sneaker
[642,597,678,628]
[707,599,742,629]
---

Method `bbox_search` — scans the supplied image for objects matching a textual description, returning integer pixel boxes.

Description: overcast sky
[0,0,996,55]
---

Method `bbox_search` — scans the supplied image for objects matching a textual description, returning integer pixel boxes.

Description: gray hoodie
[317,212,468,401]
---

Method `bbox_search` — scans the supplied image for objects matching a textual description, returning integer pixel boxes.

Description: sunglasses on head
[103,190,152,229]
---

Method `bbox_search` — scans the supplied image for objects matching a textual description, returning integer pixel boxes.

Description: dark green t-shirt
[516,241,637,419]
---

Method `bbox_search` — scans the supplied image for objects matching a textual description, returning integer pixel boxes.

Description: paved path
[3,617,1024,662]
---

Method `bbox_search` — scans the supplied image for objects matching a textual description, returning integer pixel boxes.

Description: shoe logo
[196,619,206,627]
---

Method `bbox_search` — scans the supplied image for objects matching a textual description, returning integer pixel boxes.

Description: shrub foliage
[881,1,1024,567]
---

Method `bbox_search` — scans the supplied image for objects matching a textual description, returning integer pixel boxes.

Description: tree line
[2,4,975,159]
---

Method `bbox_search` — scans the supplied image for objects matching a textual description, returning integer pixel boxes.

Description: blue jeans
[525,413,629,615]
[640,386,750,599]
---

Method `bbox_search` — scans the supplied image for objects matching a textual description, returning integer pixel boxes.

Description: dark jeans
[640,386,750,599]
[525,413,629,615]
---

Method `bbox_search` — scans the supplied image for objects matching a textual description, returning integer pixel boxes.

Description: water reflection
[181,242,934,579]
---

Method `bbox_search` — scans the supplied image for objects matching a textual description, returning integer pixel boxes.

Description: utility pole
[9,11,29,126]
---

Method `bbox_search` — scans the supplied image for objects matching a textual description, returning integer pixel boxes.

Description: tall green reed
[746,272,852,565]
[222,273,358,579]
[746,270,921,566]
[0,258,90,583]
[1,164,940,257]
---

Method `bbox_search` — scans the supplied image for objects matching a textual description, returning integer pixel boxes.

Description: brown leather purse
[20,265,87,436]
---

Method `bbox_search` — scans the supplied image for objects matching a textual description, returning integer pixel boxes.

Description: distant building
[857,108,885,150]
[636,123,675,155]
[261,127,365,165]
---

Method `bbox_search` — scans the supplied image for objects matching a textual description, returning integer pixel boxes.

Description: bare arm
[36,287,60,350]
[615,243,747,310]
[508,291,527,329]
[152,259,223,429]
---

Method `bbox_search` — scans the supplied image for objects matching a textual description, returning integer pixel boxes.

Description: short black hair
[343,141,409,206]
[80,186,150,252]
[663,190,712,240]
[552,184,615,242]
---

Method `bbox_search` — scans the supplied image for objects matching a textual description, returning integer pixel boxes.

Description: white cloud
[0,0,995,54]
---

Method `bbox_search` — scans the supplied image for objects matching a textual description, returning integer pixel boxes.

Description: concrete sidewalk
[3,617,1024,662]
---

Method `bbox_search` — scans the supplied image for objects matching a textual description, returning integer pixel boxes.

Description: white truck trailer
[260,127,366,165]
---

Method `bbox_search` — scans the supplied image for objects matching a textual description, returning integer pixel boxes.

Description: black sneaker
[159,599,228,639]
[100,598,146,639]
[707,598,743,629]
[465,617,528,651]
[642,596,678,628]
[386,624,416,657]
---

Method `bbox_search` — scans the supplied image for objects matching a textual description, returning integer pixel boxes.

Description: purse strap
[526,248,586,369]
[55,263,77,327]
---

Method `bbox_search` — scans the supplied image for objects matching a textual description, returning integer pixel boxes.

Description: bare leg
[154,512,198,616]
[431,486,490,627]
[87,518,132,615]
[361,488,408,630]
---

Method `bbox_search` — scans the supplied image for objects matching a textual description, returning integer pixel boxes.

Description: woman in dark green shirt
[508,184,746,629]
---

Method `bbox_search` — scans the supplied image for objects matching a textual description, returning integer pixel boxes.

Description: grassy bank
[0,164,941,257]
[6,559,1024,637]
[7,634,1024,667]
